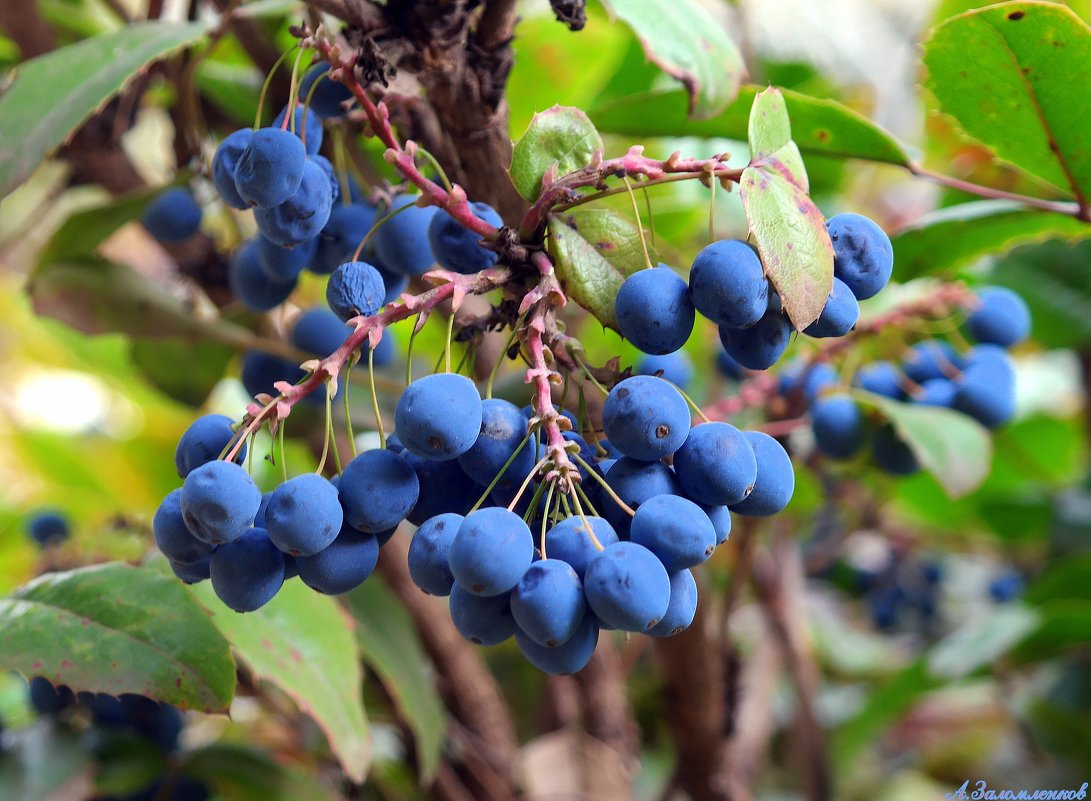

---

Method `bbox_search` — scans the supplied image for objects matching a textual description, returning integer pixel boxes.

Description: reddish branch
[520,147,745,237]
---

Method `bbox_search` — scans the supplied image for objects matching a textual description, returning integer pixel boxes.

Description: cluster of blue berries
[23,677,207,800]
[399,373,794,674]
[806,285,1029,474]
[615,213,893,372]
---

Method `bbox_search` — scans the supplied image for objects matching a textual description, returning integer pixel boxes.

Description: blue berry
[258,234,316,282]
[408,513,464,595]
[827,213,894,300]
[449,585,516,645]
[701,504,732,546]
[584,541,671,632]
[716,349,745,380]
[544,515,619,578]
[234,127,307,208]
[649,569,698,636]
[689,240,768,328]
[27,510,69,546]
[718,310,793,371]
[988,570,1024,602]
[254,158,333,247]
[780,361,837,405]
[377,259,409,304]
[511,558,587,647]
[630,494,716,571]
[291,306,349,357]
[872,425,919,475]
[240,350,305,399]
[449,507,534,596]
[457,398,535,489]
[212,128,253,209]
[395,373,483,461]
[915,378,957,408]
[636,351,694,389]
[811,395,866,460]
[427,202,502,273]
[967,286,1031,347]
[254,491,272,527]
[903,340,961,384]
[229,239,298,312]
[210,527,285,611]
[402,451,478,525]
[855,361,903,399]
[730,432,794,516]
[954,355,1016,428]
[298,64,354,118]
[616,267,696,355]
[154,489,213,565]
[29,678,74,716]
[170,556,211,584]
[309,155,340,204]
[802,277,859,338]
[295,526,379,595]
[326,260,385,322]
[516,615,599,674]
[673,422,757,506]
[601,458,681,536]
[180,460,261,545]
[339,449,420,533]
[175,414,244,478]
[313,203,377,275]
[142,188,202,243]
[271,103,323,155]
[374,194,438,276]
[602,376,690,461]
[264,473,344,556]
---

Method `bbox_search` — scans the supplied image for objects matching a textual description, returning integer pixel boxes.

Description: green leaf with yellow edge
[509,107,603,201]
[860,393,993,498]
[546,209,657,330]
[344,579,447,781]
[890,200,1091,279]
[0,563,235,711]
[0,21,212,196]
[599,0,744,118]
[923,1,1091,201]
[590,86,911,166]
[189,579,371,783]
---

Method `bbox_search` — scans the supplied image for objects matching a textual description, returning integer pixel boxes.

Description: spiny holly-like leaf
[591,86,912,166]
[861,394,993,498]
[739,167,831,329]
[509,107,603,201]
[546,209,657,330]
[189,579,371,783]
[599,0,744,118]
[890,200,1091,279]
[923,2,1091,201]
[0,563,235,711]
[0,21,212,196]
[345,580,446,781]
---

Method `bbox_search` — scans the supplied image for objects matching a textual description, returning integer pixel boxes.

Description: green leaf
[598,0,744,118]
[922,1,1091,201]
[0,21,212,196]
[344,581,446,781]
[189,580,371,782]
[738,165,832,328]
[41,184,177,264]
[747,86,809,191]
[0,563,235,711]
[927,604,1040,678]
[546,209,657,330]
[509,106,603,201]
[180,743,339,801]
[890,200,1091,278]
[590,86,912,166]
[860,394,993,498]
[131,337,235,407]
[1025,555,1091,604]
[1011,599,1091,663]
[0,722,92,801]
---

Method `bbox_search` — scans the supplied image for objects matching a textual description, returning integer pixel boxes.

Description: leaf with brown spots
[0,563,235,712]
[546,209,658,330]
